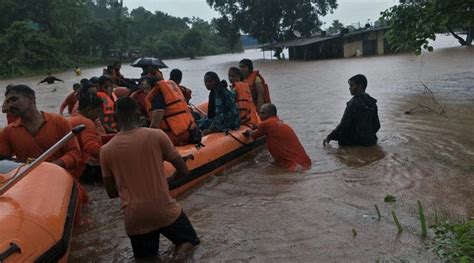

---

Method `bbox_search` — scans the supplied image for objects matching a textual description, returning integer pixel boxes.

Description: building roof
[264,26,391,49]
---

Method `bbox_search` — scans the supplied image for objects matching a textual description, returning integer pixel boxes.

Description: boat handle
[182,154,194,162]
[0,242,21,262]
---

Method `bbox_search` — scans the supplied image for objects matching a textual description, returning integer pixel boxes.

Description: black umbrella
[131,57,168,69]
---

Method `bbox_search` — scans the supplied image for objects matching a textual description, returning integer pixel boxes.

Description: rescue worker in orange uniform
[144,76,200,146]
[227,67,260,127]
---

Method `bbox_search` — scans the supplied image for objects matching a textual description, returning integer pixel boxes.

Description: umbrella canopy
[131,57,168,69]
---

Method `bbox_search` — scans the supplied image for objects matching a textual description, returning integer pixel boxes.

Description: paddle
[0,125,86,195]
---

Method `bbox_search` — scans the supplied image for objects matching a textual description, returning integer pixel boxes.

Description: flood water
[1,35,473,262]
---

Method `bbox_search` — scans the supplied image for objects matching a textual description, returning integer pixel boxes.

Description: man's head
[139,77,158,94]
[4,84,36,116]
[78,94,103,120]
[113,61,121,70]
[114,97,140,129]
[170,69,183,84]
[348,74,367,95]
[259,103,277,121]
[73,83,81,92]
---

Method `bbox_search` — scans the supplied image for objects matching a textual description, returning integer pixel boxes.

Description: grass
[417,200,427,237]
[374,204,382,220]
[391,210,403,234]
[430,220,474,262]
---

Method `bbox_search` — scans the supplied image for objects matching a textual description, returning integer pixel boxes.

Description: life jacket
[245,70,271,105]
[145,80,196,136]
[232,82,261,125]
[97,91,117,130]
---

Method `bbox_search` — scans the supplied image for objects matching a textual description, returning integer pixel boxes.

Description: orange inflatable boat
[0,161,78,262]
[165,102,265,197]
[0,127,84,262]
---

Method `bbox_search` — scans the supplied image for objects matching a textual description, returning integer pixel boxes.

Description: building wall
[377,30,384,55]
[343,41,363,58]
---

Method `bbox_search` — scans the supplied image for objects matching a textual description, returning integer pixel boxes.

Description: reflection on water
[1,37,473,262]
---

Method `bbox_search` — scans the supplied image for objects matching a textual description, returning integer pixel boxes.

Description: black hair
[5,84,35,98]
[115,97,139,118]
[265,103,277,116]
[139,76,159,88]
[98,75,112,86]
[239,59,253,72]
[78,93,103,111]
[349,74,368,90]
[170,69,183,83]
[228,67,244,81]
[73,83,81,91]
[80,78,89,85]
[204,71,220,83]
[89,76,99,84]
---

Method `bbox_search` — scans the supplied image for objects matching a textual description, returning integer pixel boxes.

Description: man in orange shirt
[68,94,103,183]
[244,103,311,171]
[0,85,81,172]
[100,97,199,260]
[59,83,80,116]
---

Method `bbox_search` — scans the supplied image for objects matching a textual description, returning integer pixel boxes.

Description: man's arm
[53,77,64,83]
[166,156,189,184]
[0,129,12,160]
[38,78,47,85]
[324,100,357,146]
[100,149,119,198]
[149,110,165,129]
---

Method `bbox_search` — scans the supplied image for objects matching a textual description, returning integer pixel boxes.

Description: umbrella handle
[0,125,86,195]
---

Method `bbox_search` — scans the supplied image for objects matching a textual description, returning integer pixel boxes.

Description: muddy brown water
[1,36,473,262]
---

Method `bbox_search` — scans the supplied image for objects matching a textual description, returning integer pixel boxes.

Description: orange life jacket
[145,80,196,136]
[232,82,261,125]
[245,70,271,105]
[97,92,117,129]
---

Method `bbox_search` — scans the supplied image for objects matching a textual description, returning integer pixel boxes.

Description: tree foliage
[382,0,474,54]
[206,0,338,43]
[327,20,344,34]
[0,0,241,77]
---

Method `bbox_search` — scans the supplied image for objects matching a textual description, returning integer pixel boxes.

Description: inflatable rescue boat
[0,161,78,262]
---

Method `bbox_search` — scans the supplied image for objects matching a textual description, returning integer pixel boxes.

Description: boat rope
[224,130,254,147]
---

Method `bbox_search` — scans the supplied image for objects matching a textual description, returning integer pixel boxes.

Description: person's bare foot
[171,242,195,261]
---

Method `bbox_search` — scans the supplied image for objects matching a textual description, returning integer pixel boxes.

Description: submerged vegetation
[431,220,474,262]
[0,0,241,77]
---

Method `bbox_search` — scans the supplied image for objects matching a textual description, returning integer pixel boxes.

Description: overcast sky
[123,0,398,27]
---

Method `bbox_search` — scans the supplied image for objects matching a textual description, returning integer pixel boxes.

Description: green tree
[327,19,344,34]
[207,0,338,43]
[382,0,474,54]
[180,28,203,59]
[212,16,241,52]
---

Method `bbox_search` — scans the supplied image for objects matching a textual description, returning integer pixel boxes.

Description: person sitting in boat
[38,72,64,85]
[2,84,19,125]
[68,94,103,183]
[145,76,201,146]
[244,103,311,171]
[170,69,192,104]
[227,67,260,127]
[130,77,153,120]
[100,97,200,260]
[239,59,271,111]
[0,85,88,202]
[197,71,240,135]
[142,65,163,80]
[97,75,118,134]
[59,83,81,116]
[323,74,380,147]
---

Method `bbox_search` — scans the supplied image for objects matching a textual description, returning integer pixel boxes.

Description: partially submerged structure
[266,27,394,60]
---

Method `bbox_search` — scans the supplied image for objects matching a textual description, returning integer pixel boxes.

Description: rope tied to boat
[223,130,254,147]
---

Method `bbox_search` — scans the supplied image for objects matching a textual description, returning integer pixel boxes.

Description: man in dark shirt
[323,74,380,147]
[38,73,64,85]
